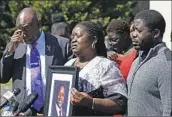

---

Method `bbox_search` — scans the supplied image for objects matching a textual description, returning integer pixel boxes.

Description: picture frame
[44,66,78,116]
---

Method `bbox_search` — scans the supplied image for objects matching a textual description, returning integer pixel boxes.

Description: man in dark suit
[0,7,66,115]
[51,84,66,116]
[51,17,73,61]
[53,35,72,62]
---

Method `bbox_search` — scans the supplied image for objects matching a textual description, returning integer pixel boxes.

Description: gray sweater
[127,43,172,116]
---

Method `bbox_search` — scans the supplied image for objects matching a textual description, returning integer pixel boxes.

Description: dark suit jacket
[0,33,66,103]
[54,35,72,62]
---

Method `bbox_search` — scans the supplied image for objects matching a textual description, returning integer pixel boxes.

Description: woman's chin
[133,45,140,50]
[73,51,81,57]
[72,50,79,55]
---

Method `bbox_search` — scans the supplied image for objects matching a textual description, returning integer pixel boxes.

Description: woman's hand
[70,88,93,108]
[107,51,118,61]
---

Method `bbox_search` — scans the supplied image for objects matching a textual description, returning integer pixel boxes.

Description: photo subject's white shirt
[55,103,63,116]
[25,31,46,100]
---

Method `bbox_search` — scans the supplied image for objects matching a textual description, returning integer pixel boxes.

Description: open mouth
[71,45,77,50]
[71,43,78,49]
[132,39,139,45]
[132,42,138,45]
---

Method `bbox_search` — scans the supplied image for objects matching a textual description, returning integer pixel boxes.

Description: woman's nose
[71,36,77,43]
[131,31,137,38]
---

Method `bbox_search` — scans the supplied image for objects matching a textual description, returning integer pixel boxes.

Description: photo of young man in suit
[51,84,68,116]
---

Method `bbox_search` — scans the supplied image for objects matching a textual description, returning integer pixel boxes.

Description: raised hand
[7,29,25,53]
[107,51,118,61]
[70,88,93,108]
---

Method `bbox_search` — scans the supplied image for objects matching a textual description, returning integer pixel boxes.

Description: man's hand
[37,113,43,116]
[7,29,25,53]
[107,51,118,61]
[70,88,93,108]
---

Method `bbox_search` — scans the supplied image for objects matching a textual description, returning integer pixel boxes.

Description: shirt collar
[139,42,167,61]
[36,30,45,47]
[28,30,45,48]
[56,103,62,111]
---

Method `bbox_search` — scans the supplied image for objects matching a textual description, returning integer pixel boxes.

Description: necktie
[59,109,62,116]
[30,42,44,111]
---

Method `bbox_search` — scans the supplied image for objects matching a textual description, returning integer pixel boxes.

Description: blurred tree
[0,0,134,57]
[0,0,11,58]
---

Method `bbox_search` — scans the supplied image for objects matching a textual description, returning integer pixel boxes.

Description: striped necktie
[30,42,44,111]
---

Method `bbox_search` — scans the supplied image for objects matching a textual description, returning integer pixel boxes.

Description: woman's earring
[92,43,95,49]
[92,36,97,49]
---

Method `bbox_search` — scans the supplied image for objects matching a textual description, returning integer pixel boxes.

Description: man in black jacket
[0,7,66,115]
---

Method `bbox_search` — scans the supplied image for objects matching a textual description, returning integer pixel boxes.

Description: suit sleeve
[0,46,14,83]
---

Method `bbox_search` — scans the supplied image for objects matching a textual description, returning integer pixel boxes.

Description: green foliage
[0,0,134,56]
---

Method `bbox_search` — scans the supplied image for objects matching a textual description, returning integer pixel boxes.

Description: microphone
[0,88,21,109]
[1,110,14,116]
[19,108,32,116]
[1,104,14,116]
[14,92,38,116]
[9,99,19,112]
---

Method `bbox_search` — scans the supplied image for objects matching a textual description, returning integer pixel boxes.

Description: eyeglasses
[16,23,30,31]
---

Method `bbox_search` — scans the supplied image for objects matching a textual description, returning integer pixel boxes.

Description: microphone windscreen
[21,108,32,116]
[15,92,39,114]
[13,88,21,95]
[25,92,38,105]
[10,100,19,112]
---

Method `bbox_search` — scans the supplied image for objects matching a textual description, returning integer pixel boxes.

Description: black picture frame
[43,66,78,116]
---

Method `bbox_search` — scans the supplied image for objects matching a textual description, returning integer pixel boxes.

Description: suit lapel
[14,43,27,59]
[62,110,66,116]
[13,43,27,100]
[45,33,54,80]
[14,43,27,83]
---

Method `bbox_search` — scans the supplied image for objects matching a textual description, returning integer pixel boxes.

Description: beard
[139,38,154,52]
[24,36,37,44]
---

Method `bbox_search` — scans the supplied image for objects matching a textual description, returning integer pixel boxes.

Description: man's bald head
[15,7,41,44]
[16,7,39,27]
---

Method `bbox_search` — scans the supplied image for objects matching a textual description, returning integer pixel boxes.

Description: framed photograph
[44,66,78,116]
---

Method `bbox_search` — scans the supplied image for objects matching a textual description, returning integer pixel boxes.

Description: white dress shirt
[55,103,63,116]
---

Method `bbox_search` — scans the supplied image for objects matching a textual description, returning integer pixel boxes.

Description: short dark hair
[106,19,131,46]
[51,22,69,37]
[51,13,66,23]
[51,13,70,38]
[77,21,107,57]
[106,19,130,34]
[57,84,65,94]
[135,10,166,36]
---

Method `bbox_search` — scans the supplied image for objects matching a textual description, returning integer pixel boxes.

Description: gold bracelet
[92,98,95,110]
